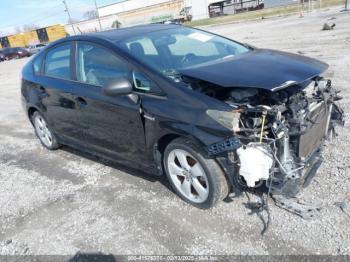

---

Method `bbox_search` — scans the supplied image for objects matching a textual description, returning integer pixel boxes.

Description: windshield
[117,27,250,78]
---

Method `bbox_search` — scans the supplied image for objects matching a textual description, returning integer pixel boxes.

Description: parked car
[27,43,47,55]
[21,24,344,209]
[3,47,31,60]
[0,50,5,61]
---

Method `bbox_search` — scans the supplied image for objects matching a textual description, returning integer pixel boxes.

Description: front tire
[163,138,229,209]
[31,111,60,150]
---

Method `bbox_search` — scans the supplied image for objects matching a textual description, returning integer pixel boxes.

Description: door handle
[38,86,49,98]
[75,97,87,109]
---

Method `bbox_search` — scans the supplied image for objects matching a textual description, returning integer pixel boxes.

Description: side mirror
[102,77,133,96]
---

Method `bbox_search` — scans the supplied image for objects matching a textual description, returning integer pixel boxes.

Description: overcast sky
[0,0,121,35]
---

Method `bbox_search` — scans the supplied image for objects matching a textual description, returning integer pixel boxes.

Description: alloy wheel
[34,114,53,148]
[167,149,209,203]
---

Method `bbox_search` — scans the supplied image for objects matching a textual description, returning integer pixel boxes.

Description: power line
[0,4,64,31]
[0,1,104,33]
[0,14,64,34]
[23,12,64,26]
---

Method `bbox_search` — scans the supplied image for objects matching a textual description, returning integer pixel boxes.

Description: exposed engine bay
[184,75,344,198]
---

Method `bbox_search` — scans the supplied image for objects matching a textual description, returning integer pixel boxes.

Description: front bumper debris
[272,195,321,219]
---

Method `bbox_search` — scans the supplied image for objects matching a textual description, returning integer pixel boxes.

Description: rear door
[37,43,80,141]
[71,41,147,162]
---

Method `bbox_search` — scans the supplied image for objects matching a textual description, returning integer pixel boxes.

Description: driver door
[71,41,147,163]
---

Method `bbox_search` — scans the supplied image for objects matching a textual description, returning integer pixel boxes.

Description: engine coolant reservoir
[237,144,274,187]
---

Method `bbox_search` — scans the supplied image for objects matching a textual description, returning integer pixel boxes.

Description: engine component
[230,88,258,104]
[237,143,274,187]
[298,101,330,158]
[201,76,343,202]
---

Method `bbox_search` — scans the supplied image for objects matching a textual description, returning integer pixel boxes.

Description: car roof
[65,24,181,44]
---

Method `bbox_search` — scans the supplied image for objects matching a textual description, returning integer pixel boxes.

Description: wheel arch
[27,105,41,124]
[156,132,208,155]
[152,132,210,176]
[28,106,38,117]
[156,133,180,155]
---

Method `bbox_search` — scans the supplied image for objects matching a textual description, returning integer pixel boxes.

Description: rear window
[44,44,71,80]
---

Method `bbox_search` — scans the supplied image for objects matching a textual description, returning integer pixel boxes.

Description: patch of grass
[185,0,345,27]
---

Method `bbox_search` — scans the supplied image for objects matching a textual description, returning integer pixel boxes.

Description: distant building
[207,0,264,17]
[264,0,299,8]
[0,25,66,48]
[66,0,301,35]
[64,15,119,35]
[97,0,226,26]
[98,0,184,26]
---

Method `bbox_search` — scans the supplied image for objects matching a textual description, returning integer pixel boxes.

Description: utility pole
[299,0,304,17]
[346,0,350,11]
[307,0,311,12]
[63,0,76,35]
[94,0,103,31]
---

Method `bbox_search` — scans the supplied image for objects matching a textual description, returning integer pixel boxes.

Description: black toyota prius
[21,24,343,209]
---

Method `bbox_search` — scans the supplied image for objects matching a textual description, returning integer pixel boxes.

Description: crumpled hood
[179,49,328,91]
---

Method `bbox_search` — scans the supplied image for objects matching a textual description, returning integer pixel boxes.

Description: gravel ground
[0,6,349,256]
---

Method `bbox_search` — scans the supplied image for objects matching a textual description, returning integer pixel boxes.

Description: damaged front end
[199,77,344,199]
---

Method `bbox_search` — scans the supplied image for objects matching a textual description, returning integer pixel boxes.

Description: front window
[117,27,250,79]
[76,43,129,87]
[75,42,163,94]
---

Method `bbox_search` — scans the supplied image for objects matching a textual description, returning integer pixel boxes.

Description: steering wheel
[180,53,196,66]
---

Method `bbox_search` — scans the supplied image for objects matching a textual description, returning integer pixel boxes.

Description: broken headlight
[206,109,240,132]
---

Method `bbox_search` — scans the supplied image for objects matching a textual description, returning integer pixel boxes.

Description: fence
[207,0,325,19]
[208,0,264,17]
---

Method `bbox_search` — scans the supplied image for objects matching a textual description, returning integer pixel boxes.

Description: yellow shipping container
[46,25,66,42]
[8,34,26,47]
[23,31,39,46]
[0,37,10,48]
[1,24,67,48]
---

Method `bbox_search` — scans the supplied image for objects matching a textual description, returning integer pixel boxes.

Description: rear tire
[31,111,60,150]
[163,138,229,209]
